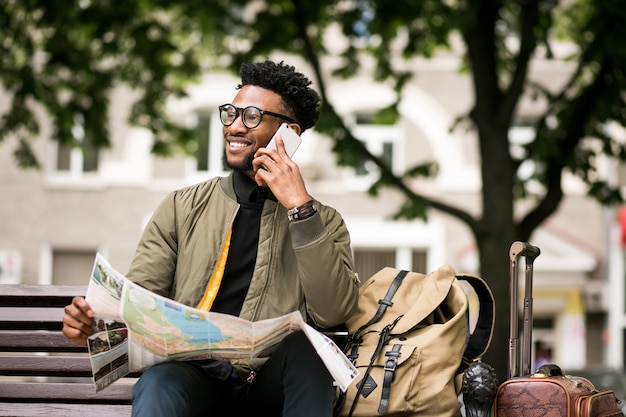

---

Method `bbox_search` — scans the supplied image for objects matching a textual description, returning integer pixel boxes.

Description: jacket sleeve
[289,203,360,328]
[125,190,179,296]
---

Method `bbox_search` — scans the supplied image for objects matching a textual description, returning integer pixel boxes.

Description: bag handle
[456,274,495,363]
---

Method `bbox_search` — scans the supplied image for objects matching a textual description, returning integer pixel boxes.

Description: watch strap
[287,200,317,222]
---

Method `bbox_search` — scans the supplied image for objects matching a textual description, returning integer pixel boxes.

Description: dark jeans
[131,331,335,417]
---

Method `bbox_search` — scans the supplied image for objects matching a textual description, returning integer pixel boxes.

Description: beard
[223,148,255,172]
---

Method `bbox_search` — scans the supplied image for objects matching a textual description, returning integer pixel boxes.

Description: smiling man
[61,60,360,417]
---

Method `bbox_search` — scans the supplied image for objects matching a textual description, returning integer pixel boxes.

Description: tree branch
[290,0,477,232]
[520,58,613,237]
[502,0,540,121]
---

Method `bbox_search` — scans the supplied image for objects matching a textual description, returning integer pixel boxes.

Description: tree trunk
[478,231,517,385]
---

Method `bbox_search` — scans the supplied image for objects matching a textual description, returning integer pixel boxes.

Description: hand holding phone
[265,123,302,158]
[260,123,302,171]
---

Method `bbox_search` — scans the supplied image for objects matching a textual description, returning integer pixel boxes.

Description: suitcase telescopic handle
[508,241,541,379]
[509,241,541,262]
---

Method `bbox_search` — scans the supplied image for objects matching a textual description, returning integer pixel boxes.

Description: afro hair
[238,60,321,132]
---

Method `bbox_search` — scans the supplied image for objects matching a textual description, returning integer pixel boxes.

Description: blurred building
[0,49,624,370]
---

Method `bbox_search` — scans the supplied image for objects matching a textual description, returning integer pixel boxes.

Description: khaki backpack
[335,265,494,417]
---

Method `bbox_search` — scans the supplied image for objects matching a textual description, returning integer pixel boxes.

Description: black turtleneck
[210,170,276,316]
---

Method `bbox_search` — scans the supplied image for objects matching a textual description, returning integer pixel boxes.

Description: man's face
[222,85,288,174]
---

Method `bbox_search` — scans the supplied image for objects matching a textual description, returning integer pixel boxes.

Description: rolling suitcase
[494,241,623,417]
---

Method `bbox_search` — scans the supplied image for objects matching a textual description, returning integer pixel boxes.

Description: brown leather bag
[495,365,623,417]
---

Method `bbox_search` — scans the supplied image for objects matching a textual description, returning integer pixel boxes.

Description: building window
[192,111,227,175]
[509,118,537,182]
[52,248,97,285]
[353,248,427,284]
[346,113,403,190]
[55,114,99,175]
[411,250,427,273]
[56,142,99,173]
[195,114,211,171]
[354,249,395,282]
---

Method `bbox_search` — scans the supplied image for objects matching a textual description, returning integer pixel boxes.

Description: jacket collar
[220,171,276,203]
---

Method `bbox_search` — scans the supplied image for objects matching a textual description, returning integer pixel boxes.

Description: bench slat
[0,307,66,330]
[0,285,86,307]
[0,355,93,376]
[0,381,133,402]
[0,402,131,417]
[0,331,87,352]
[0,356,142,378]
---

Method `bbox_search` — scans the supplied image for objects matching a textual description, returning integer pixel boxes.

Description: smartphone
[265,123,302,158]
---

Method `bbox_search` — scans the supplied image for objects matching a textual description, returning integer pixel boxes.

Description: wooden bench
[0,284,134,417]
[0,284,497,417]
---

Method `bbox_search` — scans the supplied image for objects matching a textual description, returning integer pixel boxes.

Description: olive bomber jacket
[126,172,360,376]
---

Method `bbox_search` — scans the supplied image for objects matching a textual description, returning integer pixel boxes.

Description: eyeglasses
[218,104,297,129]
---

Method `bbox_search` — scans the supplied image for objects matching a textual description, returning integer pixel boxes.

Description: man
[62,60,359,417]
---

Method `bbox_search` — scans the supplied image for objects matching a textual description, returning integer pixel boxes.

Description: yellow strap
[196,227,232,312]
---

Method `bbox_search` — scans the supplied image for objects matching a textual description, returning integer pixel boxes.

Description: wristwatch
[287,200,318,222]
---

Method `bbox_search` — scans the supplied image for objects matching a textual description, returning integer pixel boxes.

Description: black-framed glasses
[218,104,297,129]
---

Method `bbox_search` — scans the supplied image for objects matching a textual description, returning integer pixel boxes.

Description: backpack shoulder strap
[352,269,409,337]
[456,274,495,363]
